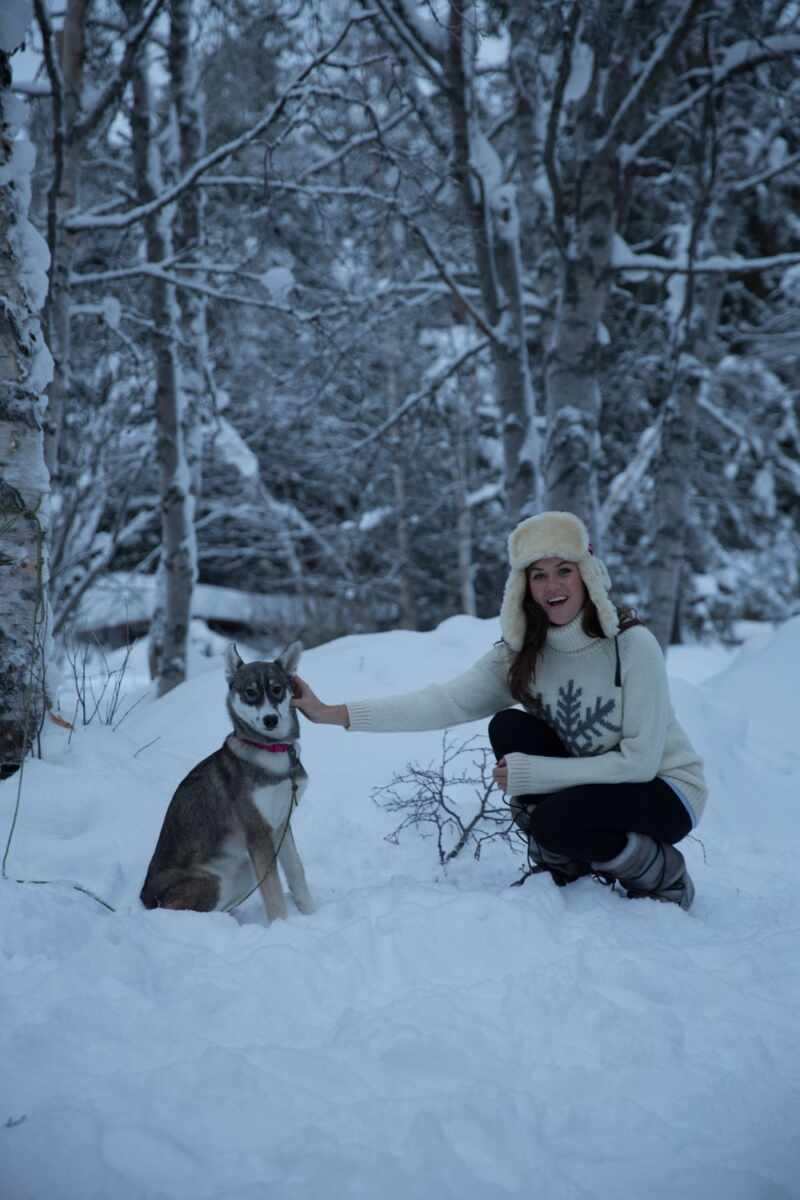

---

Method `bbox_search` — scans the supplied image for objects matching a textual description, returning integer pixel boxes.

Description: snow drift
[2,616,799,1199]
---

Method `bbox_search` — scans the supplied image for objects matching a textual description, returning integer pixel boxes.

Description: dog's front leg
[278,825,315,915]
[248,829,288,923]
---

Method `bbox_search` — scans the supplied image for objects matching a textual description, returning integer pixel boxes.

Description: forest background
[1,0,799,771]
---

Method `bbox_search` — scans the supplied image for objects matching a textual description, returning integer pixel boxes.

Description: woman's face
[527,557,587,626]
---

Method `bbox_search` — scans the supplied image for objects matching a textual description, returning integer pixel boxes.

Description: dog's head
[224,641,302,741]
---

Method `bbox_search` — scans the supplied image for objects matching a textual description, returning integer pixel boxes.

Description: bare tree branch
[613,250,800,275]
[621,33,800,166]
[729,148,800,195]
[72,0,166,144]
[543,0,581,248]
[597,0,706,156]
[64,14,376,232]
[406,218,499,343]
[347,336,490,453]
[370,0,446,84]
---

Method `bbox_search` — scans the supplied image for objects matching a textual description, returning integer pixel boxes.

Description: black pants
[488,709,692,864]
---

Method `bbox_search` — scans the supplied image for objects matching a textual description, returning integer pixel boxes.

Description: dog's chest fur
[250,773,302,829]
[228,739,308,831]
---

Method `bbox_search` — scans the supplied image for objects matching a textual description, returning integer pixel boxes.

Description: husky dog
[140,642,314,922]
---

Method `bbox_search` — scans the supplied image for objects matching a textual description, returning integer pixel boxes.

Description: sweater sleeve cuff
[343,700,372,731]
[504,752,539,797]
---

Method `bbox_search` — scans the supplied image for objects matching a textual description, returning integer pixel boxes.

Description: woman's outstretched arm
[290,643,514,735]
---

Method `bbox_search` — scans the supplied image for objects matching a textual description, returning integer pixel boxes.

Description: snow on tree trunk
[392,460,418,629]
[649,124,748,648]
[647,362,701,650]
[453,384,476,616]
[543,156,615,544]
[446,2,540,525]
[128,21,194,696]
[386,364,417,630]
[0,50,54,772]
[168,0,207,521]
[43,0,88,481]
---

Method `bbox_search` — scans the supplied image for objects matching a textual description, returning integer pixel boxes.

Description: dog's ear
[225,643,245,683]
[278,640,302,677]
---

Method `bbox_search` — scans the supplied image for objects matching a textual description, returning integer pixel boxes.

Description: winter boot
[509,801,589,887]
[591,832,695,911]
[526,834,591,888]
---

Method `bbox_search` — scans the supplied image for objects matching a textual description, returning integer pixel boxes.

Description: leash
[222,745,301,913]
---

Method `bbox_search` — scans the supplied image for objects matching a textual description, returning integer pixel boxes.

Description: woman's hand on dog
[290,676,350,728]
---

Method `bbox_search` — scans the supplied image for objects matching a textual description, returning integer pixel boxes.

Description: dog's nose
[263,714,278,730]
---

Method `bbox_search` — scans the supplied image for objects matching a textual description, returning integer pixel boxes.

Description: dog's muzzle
[263,714,278,730]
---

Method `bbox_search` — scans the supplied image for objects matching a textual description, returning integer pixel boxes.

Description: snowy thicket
[9,0,800,660]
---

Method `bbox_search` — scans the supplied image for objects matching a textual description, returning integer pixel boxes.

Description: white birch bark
[647,363,701,650]
[386,360,417,629]
[127,7,195,695]
[40,0,87,480]
[0,50,54,772]
[392,460,418,628]
[168,0,207,515]
[446,1,540,525]
[452,367,476,616]
[648,131,748,648]
[543,219,612,540]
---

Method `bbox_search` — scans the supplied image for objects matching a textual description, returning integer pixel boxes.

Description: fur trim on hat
[499,511,619,648]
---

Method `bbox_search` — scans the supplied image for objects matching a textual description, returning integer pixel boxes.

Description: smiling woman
[292,512,708,913]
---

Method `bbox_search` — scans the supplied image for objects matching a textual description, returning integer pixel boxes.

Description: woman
[292,511,706,910]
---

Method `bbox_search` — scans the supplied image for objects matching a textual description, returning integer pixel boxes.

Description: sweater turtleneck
[545,608,602,654]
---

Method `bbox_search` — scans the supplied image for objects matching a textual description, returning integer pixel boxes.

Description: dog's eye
[244,685,260,702]
[270,684,284,699]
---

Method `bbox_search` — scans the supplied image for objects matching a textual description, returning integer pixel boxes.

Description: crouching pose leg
[526,778,694,909]
[488,709,591,887]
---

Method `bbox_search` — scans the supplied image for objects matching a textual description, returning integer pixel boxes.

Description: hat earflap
[577,557,620,638]
[499,568,528,651]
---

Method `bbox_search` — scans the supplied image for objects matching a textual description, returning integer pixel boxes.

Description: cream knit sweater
[346,615,707,825]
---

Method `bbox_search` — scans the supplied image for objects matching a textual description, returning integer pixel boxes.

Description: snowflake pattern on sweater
[529,681,621,756]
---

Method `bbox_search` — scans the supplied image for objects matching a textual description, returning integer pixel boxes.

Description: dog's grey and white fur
[140,642,314,922]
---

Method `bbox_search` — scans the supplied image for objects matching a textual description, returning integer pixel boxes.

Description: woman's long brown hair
[507,582,640,704]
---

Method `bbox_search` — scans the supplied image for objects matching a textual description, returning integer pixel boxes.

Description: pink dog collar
[239,738,292,753]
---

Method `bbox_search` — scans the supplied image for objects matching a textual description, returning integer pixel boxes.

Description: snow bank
[2,617,799,1199]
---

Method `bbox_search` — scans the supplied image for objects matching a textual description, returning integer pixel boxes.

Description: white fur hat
[499,511,619,649]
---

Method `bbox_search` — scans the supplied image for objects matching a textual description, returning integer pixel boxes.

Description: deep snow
[2,616,799,1200]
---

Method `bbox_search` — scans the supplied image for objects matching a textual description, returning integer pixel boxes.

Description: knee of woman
[488,708,526,748]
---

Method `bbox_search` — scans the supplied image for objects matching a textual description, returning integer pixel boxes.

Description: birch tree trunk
[648,117,746,648]
[127,11,195,695]
[168,0,207,514]
[453,373,476,616]
[386,361,417,629]
[647,363,701,650]
[543,156,616,541]
[538,1,704,545]
[38,0,88,481]
[0,49,54,773]
[392,459,418,629]
[446,1,540,525]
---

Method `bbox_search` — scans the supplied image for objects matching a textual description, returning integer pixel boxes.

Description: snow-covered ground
[2,616,799,1200]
